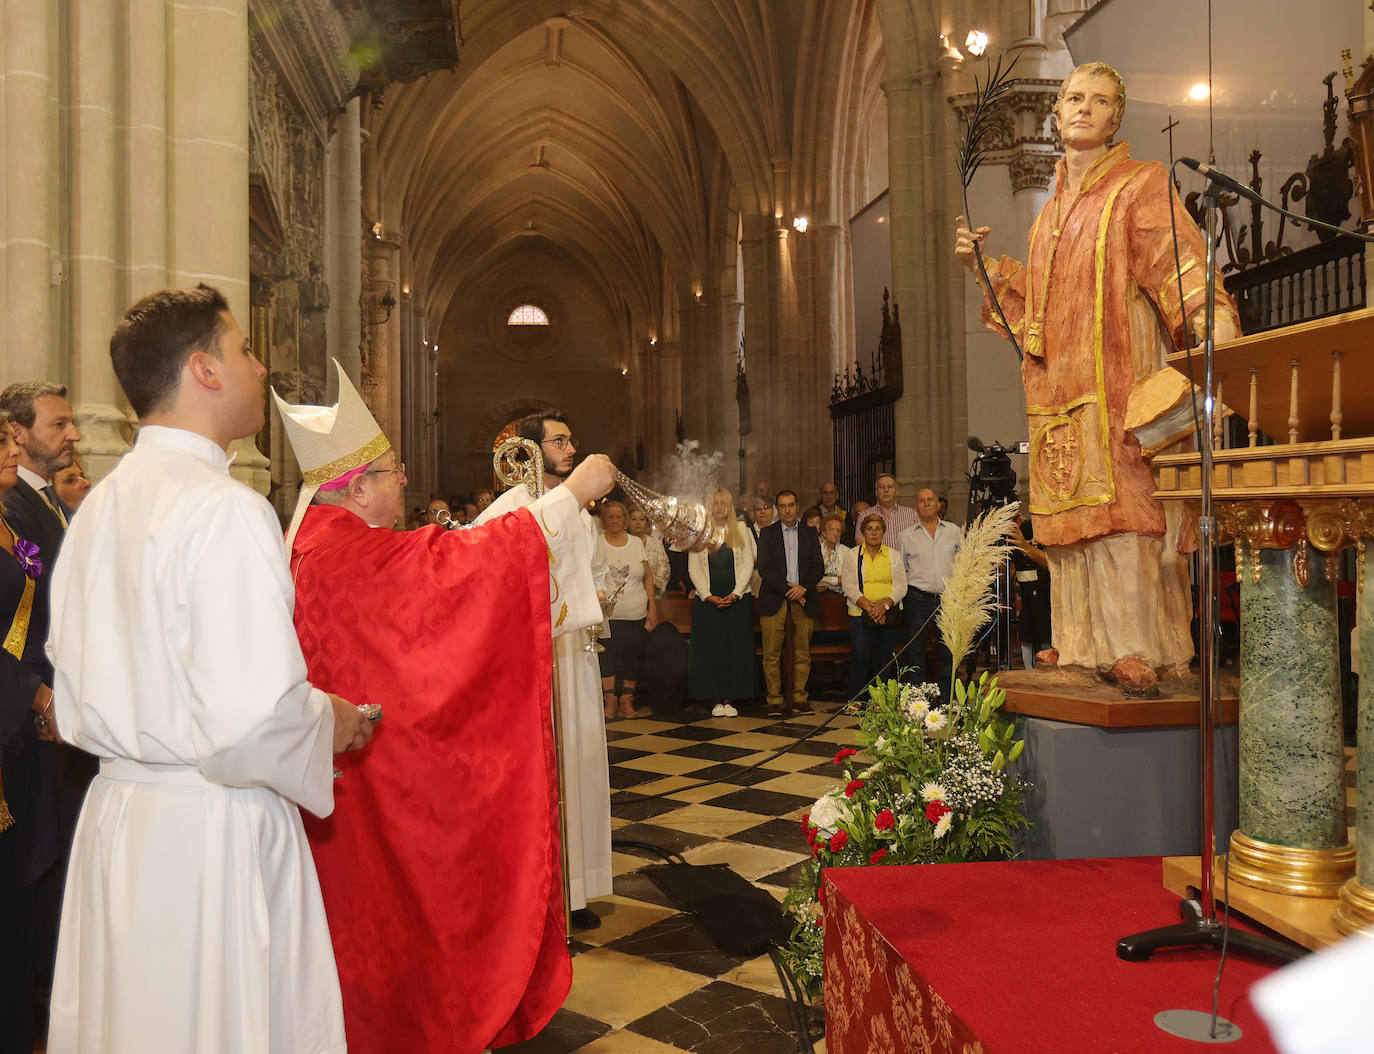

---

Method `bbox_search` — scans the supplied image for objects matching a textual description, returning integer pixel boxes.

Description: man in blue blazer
[755,489,824,716]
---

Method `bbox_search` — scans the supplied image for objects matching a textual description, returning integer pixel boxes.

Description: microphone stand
[1115,181,1301,969]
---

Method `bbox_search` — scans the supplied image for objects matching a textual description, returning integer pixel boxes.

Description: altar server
[45,285,372,1054]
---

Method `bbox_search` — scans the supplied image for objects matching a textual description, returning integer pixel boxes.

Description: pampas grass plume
[938,503,1021,672]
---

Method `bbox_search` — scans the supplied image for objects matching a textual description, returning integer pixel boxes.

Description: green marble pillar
[1238,546,1346,849]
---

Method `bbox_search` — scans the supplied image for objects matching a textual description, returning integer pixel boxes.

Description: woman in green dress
[686,488,755,717]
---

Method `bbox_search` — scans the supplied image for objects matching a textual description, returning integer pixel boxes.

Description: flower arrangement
[778,503,1031,999]
[778,675,1030,997]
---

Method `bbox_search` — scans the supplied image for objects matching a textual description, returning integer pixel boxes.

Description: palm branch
[956,54,1023,361]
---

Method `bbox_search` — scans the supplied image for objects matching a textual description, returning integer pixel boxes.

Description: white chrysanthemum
[919,781,947,803]
[923,710,947,734]
[933,813,953,839]
[808,793,850,835]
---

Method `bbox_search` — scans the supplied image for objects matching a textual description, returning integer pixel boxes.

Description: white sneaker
[711,703,727,717]
[721,703,738,717]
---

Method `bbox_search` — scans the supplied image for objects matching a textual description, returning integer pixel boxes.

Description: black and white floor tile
[500,693,859,1053]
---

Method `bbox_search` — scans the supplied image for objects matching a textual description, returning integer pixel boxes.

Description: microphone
[967,435,986,453]
[1177,157,1264,205]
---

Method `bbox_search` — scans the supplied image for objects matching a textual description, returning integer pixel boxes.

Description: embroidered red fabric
[293,505,569,1052]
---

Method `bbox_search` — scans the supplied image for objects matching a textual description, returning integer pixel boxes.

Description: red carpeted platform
[823,857,1282,1053]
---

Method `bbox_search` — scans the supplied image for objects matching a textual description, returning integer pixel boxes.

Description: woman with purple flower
[0,409,62,1054]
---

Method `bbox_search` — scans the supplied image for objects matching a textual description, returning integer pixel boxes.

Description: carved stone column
[325,98,363,392]
[361,235,402,445]
[1219,500,1355,897]
[1,0,57,384]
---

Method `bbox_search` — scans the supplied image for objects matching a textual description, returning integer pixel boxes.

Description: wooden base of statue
[995,667,1237,729]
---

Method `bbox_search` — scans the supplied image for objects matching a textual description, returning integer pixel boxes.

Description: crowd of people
[410,467,1053,723]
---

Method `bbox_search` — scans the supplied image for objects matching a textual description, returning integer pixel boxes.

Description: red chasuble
[292,505,570,1052]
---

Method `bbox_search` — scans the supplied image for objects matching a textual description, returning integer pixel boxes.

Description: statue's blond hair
[1054,61,1126,137]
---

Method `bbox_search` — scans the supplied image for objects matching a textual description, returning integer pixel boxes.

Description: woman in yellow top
[839,511,908,701]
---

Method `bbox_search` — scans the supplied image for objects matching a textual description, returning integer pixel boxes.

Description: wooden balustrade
[1153,307,1374,501]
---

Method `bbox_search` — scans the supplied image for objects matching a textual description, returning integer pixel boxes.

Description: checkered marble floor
[501,694,860,1054]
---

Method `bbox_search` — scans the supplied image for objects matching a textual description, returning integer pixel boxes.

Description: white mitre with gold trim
[272,359,390,550]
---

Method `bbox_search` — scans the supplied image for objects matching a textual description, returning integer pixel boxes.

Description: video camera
[966,435,1020,515]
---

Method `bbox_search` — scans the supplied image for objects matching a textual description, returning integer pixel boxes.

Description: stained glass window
[507,304,550,326]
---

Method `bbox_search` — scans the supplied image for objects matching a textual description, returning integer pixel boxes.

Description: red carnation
[834,747,858,764]
[926,800,951,824]
[874,809,896,831]
[828,830,849,852]
[844,779,866,798]
[801,813,810,830]
[817,884,826,903]
[805,825,818,847]
[869,848,888,865]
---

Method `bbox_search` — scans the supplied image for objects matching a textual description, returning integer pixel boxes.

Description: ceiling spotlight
[792,216,809,234]
[371,222,383,240]
[965,30,989,57]
[619,366,629,376]
[649,337,658,346]
[1189,82,1210,100]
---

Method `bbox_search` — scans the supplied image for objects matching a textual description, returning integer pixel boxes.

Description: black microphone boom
[967,435,986,453]
[1178,157,1266,206]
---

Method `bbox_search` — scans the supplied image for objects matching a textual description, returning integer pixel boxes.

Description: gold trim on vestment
[1026,160,1143,517]
[1023,146,1130,361]
[0,769,13,833]
[3,574,33,659]
[301,431,390,486]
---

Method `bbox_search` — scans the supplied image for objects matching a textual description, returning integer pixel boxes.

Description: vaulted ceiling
[369,0,885,341]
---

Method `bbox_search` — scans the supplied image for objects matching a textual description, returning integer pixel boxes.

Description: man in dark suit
[0,383,80,570]
[756,489,823,717]
[0,381,85,1039]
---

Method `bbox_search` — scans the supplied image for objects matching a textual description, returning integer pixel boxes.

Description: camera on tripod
[966,436,1021,516]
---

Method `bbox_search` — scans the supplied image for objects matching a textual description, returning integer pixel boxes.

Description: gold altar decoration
[1334,874,1374,936]
[1153,297,1374,934]
[1227,831,1355,899]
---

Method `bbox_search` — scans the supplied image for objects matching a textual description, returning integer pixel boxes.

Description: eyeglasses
[367,462,406,478]
[542,435,576,451]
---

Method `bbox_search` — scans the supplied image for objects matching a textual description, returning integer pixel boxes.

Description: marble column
[1229,511,1354,897]
[1336,506,1374,933]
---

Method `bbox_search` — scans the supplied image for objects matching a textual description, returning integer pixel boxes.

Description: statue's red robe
[292,504,569,1052]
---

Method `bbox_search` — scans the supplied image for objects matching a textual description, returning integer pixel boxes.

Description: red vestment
[292,505,569,1053]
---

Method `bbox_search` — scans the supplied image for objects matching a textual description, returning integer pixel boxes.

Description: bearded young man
[473,408,614,932]
[955,61,1240,688]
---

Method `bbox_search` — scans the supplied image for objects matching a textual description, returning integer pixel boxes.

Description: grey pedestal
[1011,716,1239,860]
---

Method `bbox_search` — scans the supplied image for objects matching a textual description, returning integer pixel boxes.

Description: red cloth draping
[823,857,1280,1053]
[292,506,569,1053]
